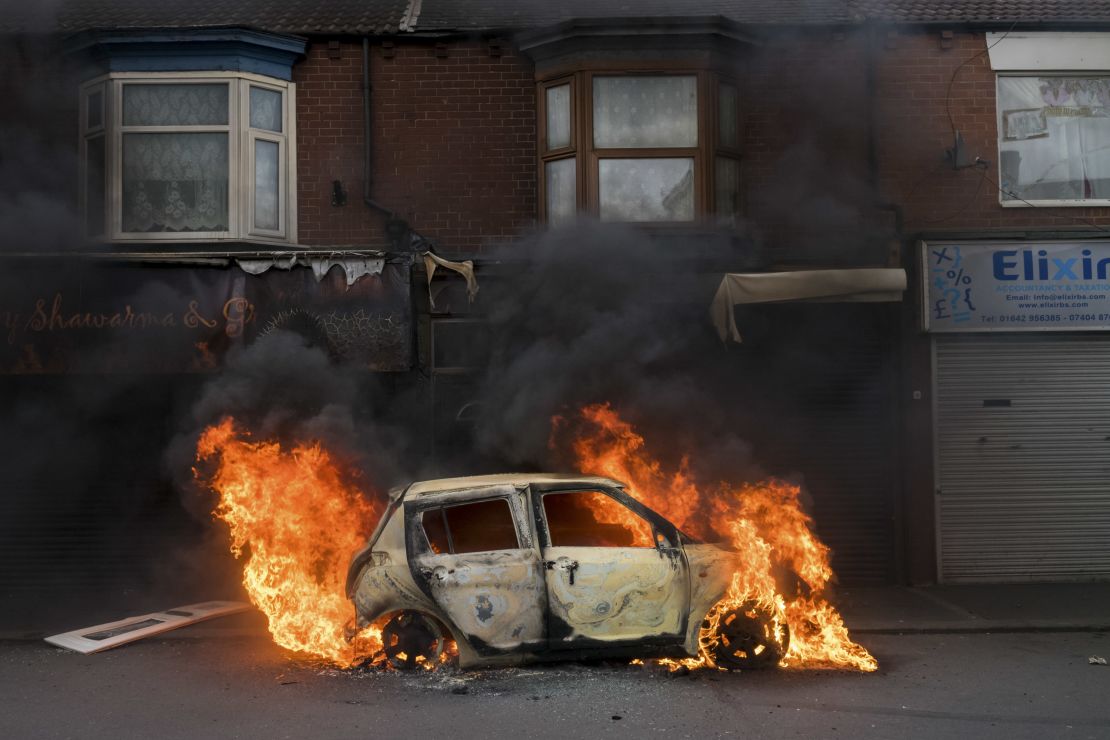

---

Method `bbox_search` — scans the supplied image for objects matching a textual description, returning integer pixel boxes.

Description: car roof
[400,473,625,498]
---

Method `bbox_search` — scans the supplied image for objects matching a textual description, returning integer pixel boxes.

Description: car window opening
[421,498,519,554]
[543,490,654,548]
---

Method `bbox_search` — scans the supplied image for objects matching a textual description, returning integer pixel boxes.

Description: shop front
[923,240,1110,582]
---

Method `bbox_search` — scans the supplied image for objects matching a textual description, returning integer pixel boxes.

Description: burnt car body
[346,474,776,669]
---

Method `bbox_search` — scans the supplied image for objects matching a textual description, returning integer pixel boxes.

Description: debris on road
[1089,656,1107,665]
[44,601,251,654]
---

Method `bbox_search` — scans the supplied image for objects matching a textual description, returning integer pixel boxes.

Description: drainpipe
[866,21,904,239]
[362,36,414,249]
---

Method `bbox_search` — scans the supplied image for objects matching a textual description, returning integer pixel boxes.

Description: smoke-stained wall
[742,29,880,265]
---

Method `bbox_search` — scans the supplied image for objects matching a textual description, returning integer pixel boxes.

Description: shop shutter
[737,303,899,585]
[935,334,1110,582]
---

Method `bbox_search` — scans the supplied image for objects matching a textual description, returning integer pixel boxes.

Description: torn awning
[711,268,907,343]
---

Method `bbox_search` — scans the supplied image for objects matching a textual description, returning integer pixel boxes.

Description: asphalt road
[2,630,1109,739]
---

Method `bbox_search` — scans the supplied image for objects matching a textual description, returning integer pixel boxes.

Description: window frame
[713,74,743,225]
[586,70,704,225]
[538,76,581,225]
[996,71,1110,208]
[537,488,659,549]
[417,496,523,555]
[79,71,298,244]
[536,63,743,226]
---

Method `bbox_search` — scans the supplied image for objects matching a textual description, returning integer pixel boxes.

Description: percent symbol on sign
[946,269,971,285]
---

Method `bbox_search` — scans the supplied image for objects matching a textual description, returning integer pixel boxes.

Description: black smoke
[468,221,765,486]
[165,328,421,520]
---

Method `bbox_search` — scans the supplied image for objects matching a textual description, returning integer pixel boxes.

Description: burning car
[346,473,788,670]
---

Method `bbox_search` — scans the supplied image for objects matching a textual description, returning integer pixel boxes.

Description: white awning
[711,268,907,343]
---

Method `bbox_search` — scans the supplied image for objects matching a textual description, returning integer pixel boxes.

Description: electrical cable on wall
[945,21,1017,139]
[923,21,1110,234]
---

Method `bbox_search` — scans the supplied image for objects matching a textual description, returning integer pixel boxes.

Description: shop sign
[922,241,1110,332]
[0,260,412,373]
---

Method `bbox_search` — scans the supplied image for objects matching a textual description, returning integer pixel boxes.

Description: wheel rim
[381,611,446,670]
[711,604,787,671]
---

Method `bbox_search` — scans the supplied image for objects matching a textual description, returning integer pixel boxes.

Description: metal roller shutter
[935,334,1110,582]
[736,303,898,584]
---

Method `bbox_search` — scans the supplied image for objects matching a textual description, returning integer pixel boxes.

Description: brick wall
[293,30,1110,255]
[741,28,1110,255]
[294,40,537,254]
[876,29,1110,233]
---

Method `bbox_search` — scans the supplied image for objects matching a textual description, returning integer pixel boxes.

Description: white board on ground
[44,601,252,654]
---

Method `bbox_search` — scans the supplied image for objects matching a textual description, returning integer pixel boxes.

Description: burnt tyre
[710,603,789,670]
[381,611,446,670]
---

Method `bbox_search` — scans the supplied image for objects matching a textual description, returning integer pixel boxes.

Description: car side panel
[404,486,548,658]
[681,544,737,655]
[351,511,438,623]
[411,548,547,653]
[544,545,687,645]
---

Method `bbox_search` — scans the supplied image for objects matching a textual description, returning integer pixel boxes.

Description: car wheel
[710,603,789,670]
[381,611,447,670]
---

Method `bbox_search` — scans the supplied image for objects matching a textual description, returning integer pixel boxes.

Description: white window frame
[988,32,1110,208]
[996,72,1110,209]
[79,71,297,244]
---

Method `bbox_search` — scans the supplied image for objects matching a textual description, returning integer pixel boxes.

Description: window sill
[1001,198,1110,208]
[101,234,298,246]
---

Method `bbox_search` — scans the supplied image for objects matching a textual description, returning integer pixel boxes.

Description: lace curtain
[593,76,697,149]
[123,84,228,126]
[122,133,229,232]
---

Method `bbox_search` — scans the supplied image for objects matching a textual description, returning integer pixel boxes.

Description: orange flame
[559,403,877,672]
[196,418,382,666]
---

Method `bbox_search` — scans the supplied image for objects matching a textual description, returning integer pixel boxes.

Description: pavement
[4,618,1110,739]
[4,582,1110,739]
[834,583,1110,635]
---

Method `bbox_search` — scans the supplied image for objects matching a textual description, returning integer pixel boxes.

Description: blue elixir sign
[922,241,1110,332]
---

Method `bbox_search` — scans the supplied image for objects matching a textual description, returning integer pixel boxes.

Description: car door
[533,486,690,650]
[406,485,547,654]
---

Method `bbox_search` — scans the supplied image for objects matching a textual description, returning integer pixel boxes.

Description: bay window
[80,73,296,243]
[538,69,742,226]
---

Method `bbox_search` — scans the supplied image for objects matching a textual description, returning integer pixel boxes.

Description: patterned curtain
[123,84,228,126]
[593,76,697,148]
[122,133,229,232]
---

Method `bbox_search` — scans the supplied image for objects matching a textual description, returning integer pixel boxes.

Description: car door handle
[544,558,579,585]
